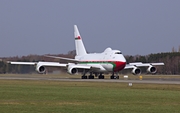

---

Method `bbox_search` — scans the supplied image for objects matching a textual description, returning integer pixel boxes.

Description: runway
[0,74,180,84]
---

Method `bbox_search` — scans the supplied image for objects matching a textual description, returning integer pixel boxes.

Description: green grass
[0,79,180,113]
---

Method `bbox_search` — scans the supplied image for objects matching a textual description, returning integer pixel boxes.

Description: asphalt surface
[0,75,180,84]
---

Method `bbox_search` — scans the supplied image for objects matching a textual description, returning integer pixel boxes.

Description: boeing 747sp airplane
[10,25,164,79]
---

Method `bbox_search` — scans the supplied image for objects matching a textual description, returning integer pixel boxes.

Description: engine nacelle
[36,64,46,74]
[67,66,78,75]
[132,67,141,75]
[147,66,157,74]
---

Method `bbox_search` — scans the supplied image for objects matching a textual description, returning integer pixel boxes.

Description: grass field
[0,75,180,113]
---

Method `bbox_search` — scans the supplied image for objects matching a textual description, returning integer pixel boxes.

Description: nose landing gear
[110,72,119,79]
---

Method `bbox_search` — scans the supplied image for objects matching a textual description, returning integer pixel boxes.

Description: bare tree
[172,47,176,52]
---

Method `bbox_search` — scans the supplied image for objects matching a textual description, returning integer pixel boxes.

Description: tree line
[0,50,180,75]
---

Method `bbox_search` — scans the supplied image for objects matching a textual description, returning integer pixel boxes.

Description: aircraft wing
[9,61,101,70]
[124,62,164,69]
[37,62,101,71]
[124,62,164,75]
[67,63,101,70]
[9,62,37,65]
[44,55,79,63]
[9,61,67,67]
[37,62,67,67]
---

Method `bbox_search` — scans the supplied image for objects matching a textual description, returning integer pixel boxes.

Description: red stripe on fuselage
[113,61,126,72]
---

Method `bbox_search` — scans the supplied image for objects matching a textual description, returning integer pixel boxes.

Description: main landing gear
[81,72,104,79]
[88,72,94,79]
[81,75,88,79]
[81,75,94,79]
[81,72,119,79]
[110,72,119,79]
[81,72,95,79]
[81,70,88,79]
[98,73,104,79]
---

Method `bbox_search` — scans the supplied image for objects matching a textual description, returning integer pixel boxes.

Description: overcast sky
[0,0,180,57]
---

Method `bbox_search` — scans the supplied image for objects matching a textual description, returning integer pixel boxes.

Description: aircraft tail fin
[74,25,87,56]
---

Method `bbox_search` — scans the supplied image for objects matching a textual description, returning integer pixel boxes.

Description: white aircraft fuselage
[75,48,126,72]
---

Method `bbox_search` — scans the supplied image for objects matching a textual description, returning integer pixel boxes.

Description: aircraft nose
[113,55,126,72]
[121,55,126,63]
[113,61,126,72]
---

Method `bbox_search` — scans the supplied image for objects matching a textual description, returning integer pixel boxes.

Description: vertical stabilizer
[74,25,87,56]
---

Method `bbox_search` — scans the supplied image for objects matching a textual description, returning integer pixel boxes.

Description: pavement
[0,74,180,84]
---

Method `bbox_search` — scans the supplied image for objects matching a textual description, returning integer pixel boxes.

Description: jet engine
[36,64,46,74]
[147,66,157,74]
[132,67,141,75]
[67,66,78,75]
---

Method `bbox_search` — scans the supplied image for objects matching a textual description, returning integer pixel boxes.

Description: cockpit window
[115,52,122,54]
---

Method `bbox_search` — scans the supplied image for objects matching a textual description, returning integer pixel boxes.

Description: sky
[0,0,180,57]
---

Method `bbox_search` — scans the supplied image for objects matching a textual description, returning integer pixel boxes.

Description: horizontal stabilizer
[44,55,79,63]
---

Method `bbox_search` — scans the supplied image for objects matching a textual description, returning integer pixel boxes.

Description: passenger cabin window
[115,52,122,54]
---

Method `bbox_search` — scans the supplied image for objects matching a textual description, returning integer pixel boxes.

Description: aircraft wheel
[81,76,87,79]
[111,75,119,79]
[110,75,115,79]
[116,76,119,79]
[98,75,104,79]
[88,75,94,79]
